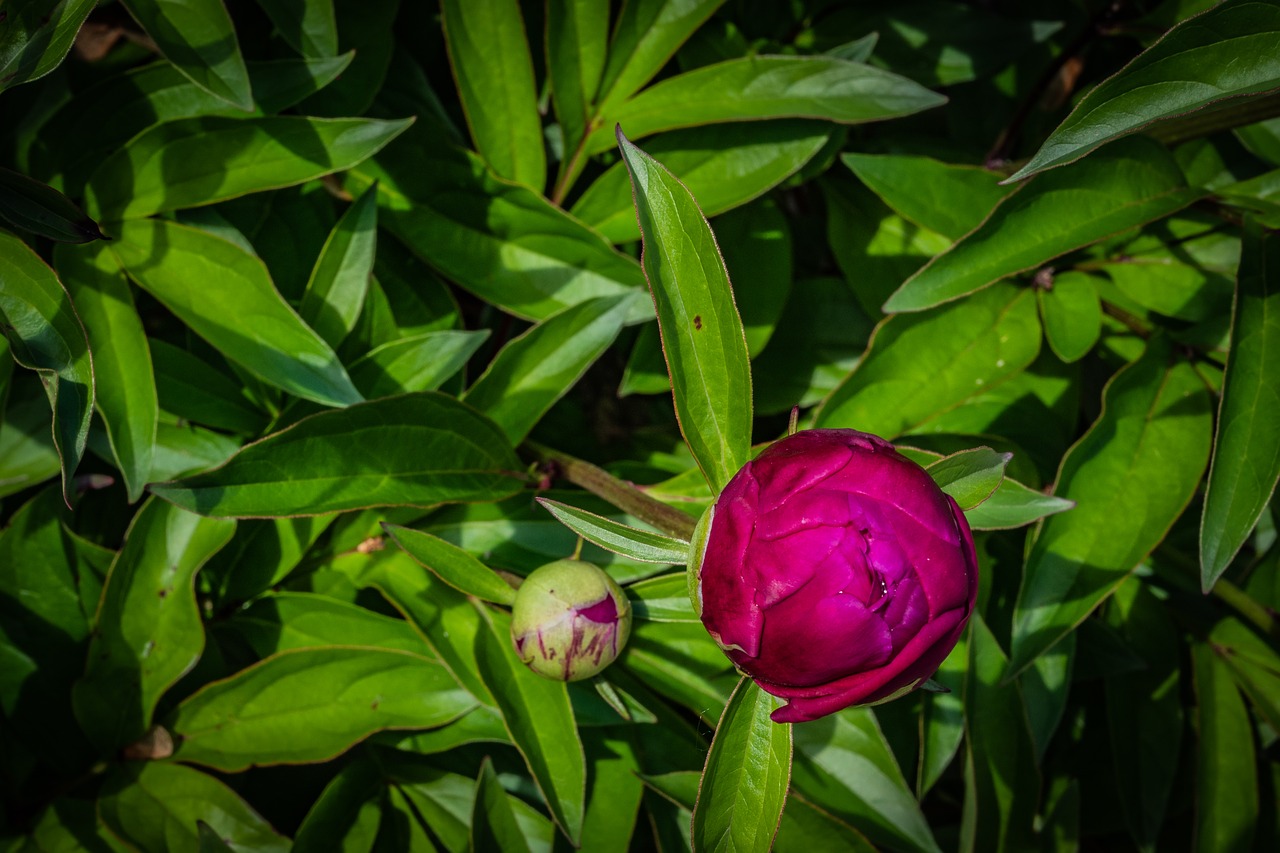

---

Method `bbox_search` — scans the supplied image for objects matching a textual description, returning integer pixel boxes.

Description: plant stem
[1211,576,1280,643]
[524,441,699,541]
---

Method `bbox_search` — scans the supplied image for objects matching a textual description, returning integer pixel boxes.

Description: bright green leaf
[691,677,792,853]
[383,524,518,606]
[1201,219,1280,590]
[617,129,753,493]
[151,393,525,517]
[886,138,1203,312]
[926,447,1011,510]
[121,0,255,111]
[300,181,378,348]
[537,498,690,564]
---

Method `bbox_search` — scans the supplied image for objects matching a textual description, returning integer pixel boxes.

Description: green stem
[524,442,699,541]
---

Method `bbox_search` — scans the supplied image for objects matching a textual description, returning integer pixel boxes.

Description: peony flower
[689,429,978,723]
[511,559,632,682]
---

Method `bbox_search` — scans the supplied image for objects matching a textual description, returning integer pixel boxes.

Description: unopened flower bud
[510,559,632,682]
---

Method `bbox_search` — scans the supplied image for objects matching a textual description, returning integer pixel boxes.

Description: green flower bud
[510,559,632,682]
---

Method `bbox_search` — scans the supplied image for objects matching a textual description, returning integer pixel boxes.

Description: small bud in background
[511,559,632,682]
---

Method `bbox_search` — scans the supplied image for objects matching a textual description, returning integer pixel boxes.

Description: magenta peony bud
[510,559,632,682]
[689,429,978,723]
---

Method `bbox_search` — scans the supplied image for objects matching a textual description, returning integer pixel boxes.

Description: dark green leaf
[472,757,532,853]
[383,523,518,606]
[73,498,236,752]
[86,116,412,221]
[99,762,289,851]
[168,646,473,771]
[1010,0,1280,181]
[256,0,338,57]
[617,129,753,493]
[886,138,1203,312]
[816,285,1041,439]
[348,329,487,398]
[537,498,690,564]
[224,591,433,658]
[594,0,727,113]
[300,181,378,348]
[0,229,92,503]
[961,614,1040,853]
[593,55,946,154]
[463,294,632,443]
[1201,219,1280,590]
[691,677,792,853]
[111,219,362,408]
[151,393,525,517]
[149,339,267,435]
[1193,642,1258,853]
[473,603,586,845]
[293,759,385,853]
[1009,337,1213,676]
[0,167,104,242]
[55,243,156,502]
[121,0,255,110]
[442,0,545,189]
[0,0,96,93]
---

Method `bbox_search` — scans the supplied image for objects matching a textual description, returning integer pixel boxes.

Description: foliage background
[2,0,1279,850]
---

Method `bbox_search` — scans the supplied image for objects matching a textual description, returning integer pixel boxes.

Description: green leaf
[816,284,1041,439]
[121,0,255,111]
[776,794,877,853]
[962,477,1075,531]
[224,591,433,658]
[462,294,632,444]
[1009,337,1214,676]
[546,0,609,168]
[691,677,792,853]
[886,138,1203,312]
[841,152,1009,241]
[616,129,753,493]
[919,635,968,797]
[592,55,946,154]
[0,382,63,499]
[1038,270,1102,363]
[0,0,96,92]
[383,523,518,606]
[350,131,650,323]
[442,0,545,190]
[1009,0,1280,182]
[537,498,690,564]
[72,498,236,752]
[299,181,378,348]
[348,329,488,399]
[255,0,338,57]
[594,0,726,113]
[572,122,831,244]
[473,603,586,845]
[1106,578,1183,851]
[791,708,940,853]
[0,167,105,243]
[346,549,495,705]
[1201,220,1280,590]
[472,757,532,853]
[149,339,267,435]
[111,218,363,408]
[150,393,525,517]
[55,243,156,502]
[86,116,412,221]
[1193,642,1258,853]
[98,762,289,851]
[293,759,384,853]
[960,614,1040,853]
[926,447,1011,510]
[26,796,129,853]
[0,229,93,503]
[168,646,474,771]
